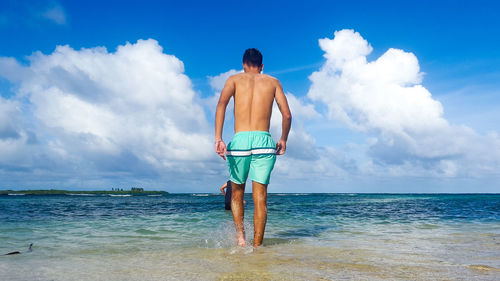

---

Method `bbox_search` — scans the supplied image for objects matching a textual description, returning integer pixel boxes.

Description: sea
[0,193,499,281]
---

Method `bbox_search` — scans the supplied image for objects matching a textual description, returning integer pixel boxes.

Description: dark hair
[243,48,263,67]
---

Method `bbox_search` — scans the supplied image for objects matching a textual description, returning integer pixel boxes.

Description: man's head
[243,48,263,72]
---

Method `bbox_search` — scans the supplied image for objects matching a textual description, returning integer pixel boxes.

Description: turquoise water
[1,193,499,280]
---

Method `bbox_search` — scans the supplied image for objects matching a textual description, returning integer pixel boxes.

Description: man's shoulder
[229,72,245,79]
[262,74,281,87]
[261,73,278,81]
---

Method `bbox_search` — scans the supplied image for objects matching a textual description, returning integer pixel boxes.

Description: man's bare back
[230,72,278,133]
[214,48,291,248]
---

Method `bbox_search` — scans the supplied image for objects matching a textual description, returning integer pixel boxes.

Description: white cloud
[0,95,43,173]
[0,57,32,82]
[204,69,241,118]
[208,69,240,92]
[270,93,319,160]
[1,30,499,191]
[307,29,500,177]
[0,39,216,186]
[0,97,21,140]
[267,92,361,184]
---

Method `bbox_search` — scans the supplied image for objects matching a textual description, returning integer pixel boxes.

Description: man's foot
[237,233,246,246]
[238,238,246,247]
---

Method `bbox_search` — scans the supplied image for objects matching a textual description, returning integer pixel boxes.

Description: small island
[0,187,168,196]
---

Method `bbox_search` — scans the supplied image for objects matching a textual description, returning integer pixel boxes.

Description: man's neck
[244,67,261,74]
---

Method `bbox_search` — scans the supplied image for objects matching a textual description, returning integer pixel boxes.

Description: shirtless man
[215,48,292,247]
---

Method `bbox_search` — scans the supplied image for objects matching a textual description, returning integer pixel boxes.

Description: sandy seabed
[1,240,499,281]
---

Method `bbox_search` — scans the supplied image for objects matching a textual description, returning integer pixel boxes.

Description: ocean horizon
[1,193,499,280]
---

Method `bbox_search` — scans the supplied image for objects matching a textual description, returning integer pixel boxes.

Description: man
[220,181,247,210]
[220,180,232,210]
[214,48,292,247]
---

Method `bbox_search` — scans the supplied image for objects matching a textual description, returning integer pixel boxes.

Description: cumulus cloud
[268,92,363,183]
[0,57,32,82]
[270,94,319,159]
[208,69,240,92]
[0,97,21,140]
[308,29,500,177]
[0,95,43,174]
[0,39,217,187]
[203,69,241,118]
[1,30,498,191]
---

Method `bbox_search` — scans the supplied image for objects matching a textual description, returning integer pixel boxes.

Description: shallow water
[1,193,499,280]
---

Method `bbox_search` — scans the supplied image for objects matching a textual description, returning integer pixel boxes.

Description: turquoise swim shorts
[226,131,277,185]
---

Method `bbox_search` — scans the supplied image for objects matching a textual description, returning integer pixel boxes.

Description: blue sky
[0,0,499,192]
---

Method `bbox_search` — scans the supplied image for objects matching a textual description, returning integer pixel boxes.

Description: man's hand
[276,139,287,155]
[215,139,227,160]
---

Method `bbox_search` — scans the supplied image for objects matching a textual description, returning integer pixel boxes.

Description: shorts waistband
[234,131,271,137]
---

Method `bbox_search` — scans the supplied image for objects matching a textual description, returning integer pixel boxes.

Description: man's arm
[215,77,235,160]
[274,81,292,155]
[220,182,228,195]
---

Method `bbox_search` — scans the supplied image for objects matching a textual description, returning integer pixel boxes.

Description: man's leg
[252,181,268,247]
[231,181,246,246]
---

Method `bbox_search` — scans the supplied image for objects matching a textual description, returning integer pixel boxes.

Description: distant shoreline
[0,189,168,195]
